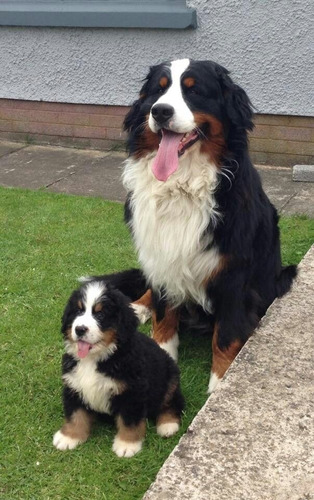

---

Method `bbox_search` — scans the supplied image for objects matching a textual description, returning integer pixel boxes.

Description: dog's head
[61,281,138,360]
[124,59,253,180]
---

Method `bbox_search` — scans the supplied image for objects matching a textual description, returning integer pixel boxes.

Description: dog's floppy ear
[123,64,159,133]
[123,77,149,133]
[124,97,143,133]
[216,64,254,131]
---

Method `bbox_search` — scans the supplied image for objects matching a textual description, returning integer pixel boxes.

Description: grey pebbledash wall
[0,0,313,117]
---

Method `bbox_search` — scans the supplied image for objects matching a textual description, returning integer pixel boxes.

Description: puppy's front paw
[112,436,143,458]
[53,430,81,451]
[157,422,179,438]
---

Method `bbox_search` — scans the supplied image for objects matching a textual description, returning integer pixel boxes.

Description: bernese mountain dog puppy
[122,59,297,393]
[53,270,184,458]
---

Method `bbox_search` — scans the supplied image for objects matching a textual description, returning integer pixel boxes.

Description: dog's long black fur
[123,60,297,368]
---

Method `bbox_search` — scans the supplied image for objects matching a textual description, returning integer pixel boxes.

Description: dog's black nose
[75,325,88,337]
[151,104,174,125]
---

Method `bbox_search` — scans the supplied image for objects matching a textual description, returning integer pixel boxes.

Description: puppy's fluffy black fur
[53,269,184,457]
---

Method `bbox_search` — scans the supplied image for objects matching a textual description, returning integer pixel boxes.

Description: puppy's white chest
[63,359,121,414]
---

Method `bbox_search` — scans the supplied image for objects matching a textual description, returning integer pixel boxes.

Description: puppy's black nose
[151,104,174,125]
[75,325,88,337]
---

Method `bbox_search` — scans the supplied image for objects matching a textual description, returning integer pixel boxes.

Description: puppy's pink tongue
[77,340,92,359]
[152,130,184,181]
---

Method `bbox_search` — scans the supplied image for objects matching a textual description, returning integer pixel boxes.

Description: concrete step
[143,245,314,500]
[1,140,314,215]
[293,164,314,183]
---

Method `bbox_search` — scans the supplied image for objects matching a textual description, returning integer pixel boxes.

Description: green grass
[0,186,313,500]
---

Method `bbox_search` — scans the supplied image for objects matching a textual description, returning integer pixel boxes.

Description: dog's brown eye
[183,77,195,88]
[94,303,103,314]
[159,76,168,89]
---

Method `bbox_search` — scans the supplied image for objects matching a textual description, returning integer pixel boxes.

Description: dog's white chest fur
[63,358,120,414]
[123,147,221,310]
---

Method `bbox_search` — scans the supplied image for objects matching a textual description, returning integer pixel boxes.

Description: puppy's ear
[216,64,254,131]
[61,291,80,334]
[111,289,139,340]
[61,300,72,334]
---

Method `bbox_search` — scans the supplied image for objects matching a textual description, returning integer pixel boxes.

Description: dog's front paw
[53,430,81,451]
[159,333,179,362]
[131,303,152,324]
[112,436,143,458]
[208,371,220,394]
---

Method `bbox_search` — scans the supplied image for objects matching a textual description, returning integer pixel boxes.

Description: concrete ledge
[293,164,314,182]
[143,246,314,500]
[0,1,197,29]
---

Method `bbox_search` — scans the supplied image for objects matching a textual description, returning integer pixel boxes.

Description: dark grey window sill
[0,1,197,29]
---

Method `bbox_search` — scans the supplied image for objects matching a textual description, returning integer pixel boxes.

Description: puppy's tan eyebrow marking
[78,300,83,310]
[183,77,195,88]
[94,303,103,313]
[159,76,169,88]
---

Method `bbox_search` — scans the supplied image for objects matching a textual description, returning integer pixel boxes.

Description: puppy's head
[124,59,253,178]
[61,281,138,360]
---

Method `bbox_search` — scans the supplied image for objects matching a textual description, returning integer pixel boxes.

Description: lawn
[0,187,313,500]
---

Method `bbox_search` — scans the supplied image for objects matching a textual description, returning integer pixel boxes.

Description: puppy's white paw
[208,372,221,394]
[53,430,81,451]
[131,303,151,324]
[157,422,179,438]
[112,436,143,458]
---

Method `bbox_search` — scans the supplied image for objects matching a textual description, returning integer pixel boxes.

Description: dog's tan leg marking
[131,289,152,323]
[53,409,93,450]
[152,306,179,361]
[133,289,152,309]
[112,416,146,458]
[208,324,243,393]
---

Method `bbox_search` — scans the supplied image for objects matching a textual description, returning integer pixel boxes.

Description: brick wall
[0,99,127,151]
[0,98,313,166]
[250,115,314,166]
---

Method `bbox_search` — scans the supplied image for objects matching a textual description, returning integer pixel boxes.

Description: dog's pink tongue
[152,130,184,181]
[77,340,92,359]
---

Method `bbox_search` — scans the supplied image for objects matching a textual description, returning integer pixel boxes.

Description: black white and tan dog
[53,270,184,457]
[122,59,297,393]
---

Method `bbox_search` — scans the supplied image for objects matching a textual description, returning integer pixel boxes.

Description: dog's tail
[276,265,298,298]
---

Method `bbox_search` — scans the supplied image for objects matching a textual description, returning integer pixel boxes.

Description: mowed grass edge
[0,187,313,500]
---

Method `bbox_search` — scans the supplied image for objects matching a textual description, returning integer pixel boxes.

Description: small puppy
[53,271,184,458]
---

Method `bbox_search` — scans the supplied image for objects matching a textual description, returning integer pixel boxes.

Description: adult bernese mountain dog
[53,270,184,458]
[122,59,297,393]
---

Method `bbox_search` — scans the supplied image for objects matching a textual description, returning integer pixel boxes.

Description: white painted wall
[0,0,312,116]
